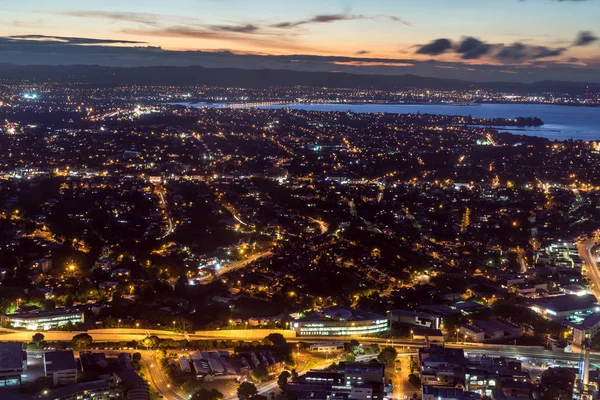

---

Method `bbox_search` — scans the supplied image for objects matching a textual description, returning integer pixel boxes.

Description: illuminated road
[580,236,600,298]
[142,352,187,400]
[155,186,175,239]
[214,250,273,277]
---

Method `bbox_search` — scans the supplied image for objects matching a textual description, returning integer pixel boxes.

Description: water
[180,102,600,141]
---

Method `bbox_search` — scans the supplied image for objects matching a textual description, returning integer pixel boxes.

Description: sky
[1,0,600,82]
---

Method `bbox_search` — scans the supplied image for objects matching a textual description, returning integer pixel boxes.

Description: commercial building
[460,319,523,343]
[529,294,599,320]
[422,386,480,400]
[2,309,84,330]
[45,380,112,400]
[286,362,387,400]
[292,307,389,336]
[0,342,27,387]
[44,351,78,386]
[390,309,441,329]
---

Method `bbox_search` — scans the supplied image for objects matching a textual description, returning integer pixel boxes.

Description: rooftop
[44,351,76,372]
[296,307,387,323]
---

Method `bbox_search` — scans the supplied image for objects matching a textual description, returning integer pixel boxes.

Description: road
[155,185,175,239]
[214,250,273,277]
[142,352,187,400]
[580,236,599,298]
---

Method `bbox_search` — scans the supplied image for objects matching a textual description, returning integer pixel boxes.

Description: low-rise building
[44,351,78,386]
[2,309,84,330]
[292,307,389,336]
[44,380,112,400]
[390,309,442,329]
[0,342,27,387]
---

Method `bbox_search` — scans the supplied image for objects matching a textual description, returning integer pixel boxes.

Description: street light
[118,319,122,329]
[456,328,460,342]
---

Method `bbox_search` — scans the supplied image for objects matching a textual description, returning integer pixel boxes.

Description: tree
[345,353,356,362]
[32,333,45,348]
[237,382,258,400]
[408,374,421,388]
[191,388,223,400]
[72,333,93,349]
[291,369,298,381]
[277,371,291,392]
[377,347,398,366]
[251,364,269,382]
[133,352,142,362]
[143,335,160,349]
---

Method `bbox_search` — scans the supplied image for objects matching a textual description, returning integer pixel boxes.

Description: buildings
[2,309,84,330]
[44,380,112,400]
[422,386,480,400]
[286,362,387,400]
[418,345,536,398]
[0,342,26,387]
[390,309,442,330]
[528,294,599,320]
[460,319,523,343]
[292,307,389,336]
[44,351,78,386]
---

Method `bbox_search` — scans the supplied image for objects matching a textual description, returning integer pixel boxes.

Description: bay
[179,102,600,141]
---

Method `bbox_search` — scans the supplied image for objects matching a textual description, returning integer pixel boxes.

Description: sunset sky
[1,0,599,82]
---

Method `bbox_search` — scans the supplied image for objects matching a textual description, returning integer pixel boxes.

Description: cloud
[415,31,596,62]
[60,11,160,26]
[120,26,315,52]
[209,24,261,34]
[355,50,370,55]
[494,43,566,61]
[574,31,598,46]
[272,14,365,29]
[416,39,452,55]
[1,35,599,82]
[6,34,145,45]
[455,37,493,59]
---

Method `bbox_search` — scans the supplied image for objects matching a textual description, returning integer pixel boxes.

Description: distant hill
[0,64,597,94]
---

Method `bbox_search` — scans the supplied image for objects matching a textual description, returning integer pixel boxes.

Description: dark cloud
[385,16,412,26]
[494,43,566,61]
[416,39,452,55]
[6,34,145,45]
[209,24,261,34]
[1,35,599,82]
[455,37,492,59]
[574,31,598,46]
[416,31,595,62]
[355,50,370,55]
[272,14,365,29]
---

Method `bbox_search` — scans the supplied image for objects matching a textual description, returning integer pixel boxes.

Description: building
[292,307,389,336]
[0,342,27,387]
[114,370,149,400]
[566,313,600,346]
[390,309,442,329]
[422,386,480,400]
[44,380,112,400]
[310,343,345,352]
[286,362,387,400]
[460,319,523,343]
[529,294,599,320]
[44,351,78,386]
[413,328,445,343]
[2,309,84,330]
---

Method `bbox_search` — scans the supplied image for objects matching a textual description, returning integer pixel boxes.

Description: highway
[580,236,600,298]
